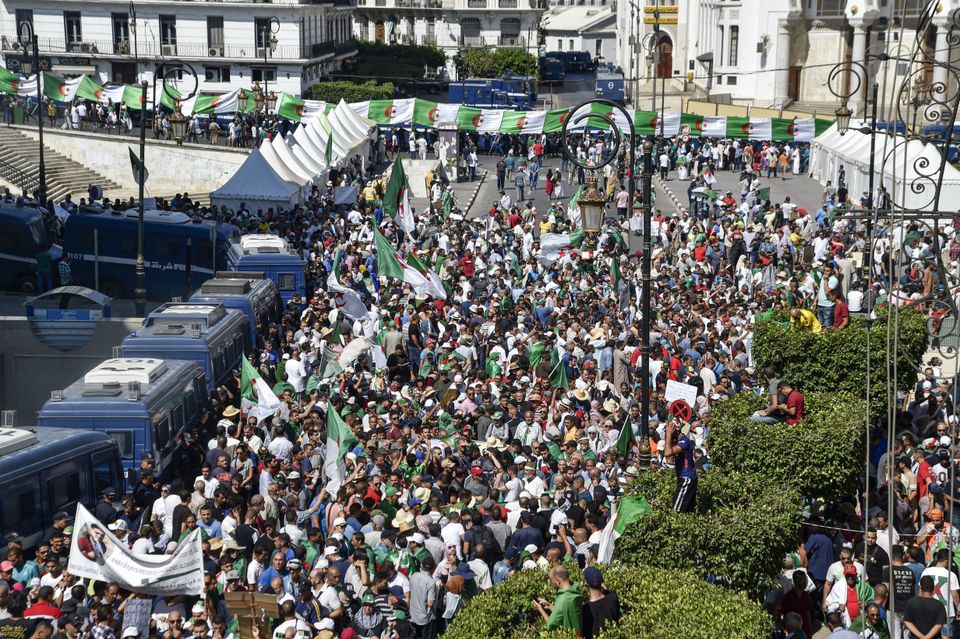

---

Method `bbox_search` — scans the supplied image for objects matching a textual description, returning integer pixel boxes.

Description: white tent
[269,133,315,183]
[810,121,960,211]
[261,139,306,185]
[210,148,303,210]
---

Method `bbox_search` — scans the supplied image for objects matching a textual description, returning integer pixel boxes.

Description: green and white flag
[128,147,148,186]
[323,404,359,494]
[406,252,446,300]
[75,75,105,102]
[122,85,145,110]
[539,231,585,264]
[317,111,335,166]
[367,98,415,126]
[412,99,459,127]
[43,73,82,103]
[240,357,281,424]
[327,250,367,320]
[499,111,546,135]
[597,495,651,564]
[275,92,327,123]
[383,158,414,234]
[374,227,445,299]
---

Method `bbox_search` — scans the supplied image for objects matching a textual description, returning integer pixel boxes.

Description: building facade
[352,0,546,79]
[614,0,693,106]
[541,6,617,64]
[0,0,359,98]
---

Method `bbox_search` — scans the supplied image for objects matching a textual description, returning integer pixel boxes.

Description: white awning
[52,65,97,76]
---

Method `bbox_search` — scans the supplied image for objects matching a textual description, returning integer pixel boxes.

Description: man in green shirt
[533,565,584,633]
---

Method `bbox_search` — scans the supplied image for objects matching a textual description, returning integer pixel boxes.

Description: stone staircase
[0,127,123,203]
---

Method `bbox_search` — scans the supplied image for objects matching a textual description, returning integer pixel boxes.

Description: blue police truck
[120,302,250,394]
[225,235,306,305]
[0,427,124,550]
[189,272,283,347]
[37,358,207,476]
[0,203,61,293]
[595,68,625,103]
[447,74,537,110]
[62,208,239,300]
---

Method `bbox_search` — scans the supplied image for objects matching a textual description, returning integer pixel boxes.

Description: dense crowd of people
[1,125,958,639]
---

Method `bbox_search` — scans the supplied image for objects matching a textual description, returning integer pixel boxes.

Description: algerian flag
[276,92,327,123]
[729,117,772,140]
[610,254,624,293]
[784,118,817,142]
[75,76,105,102]
[1,74,38,97]
[318,111,335,166]
[455,107,483,131]
[122,85,145,110]
[129,147,148,186]
[528,343,546,370]
[548,348,569,390]
[700,116,727,138]
[99,84,126,106]
[189,89,242,115]
[406,253,445,299]
[412,99,460,127]
[597,495,651,564]
[756,186,771,202]
[240,357,281,423]
[568,186,583,213]
[367,98,415,126]
[477,109,504,133]
[539,231,585,264]
[159,84,182,111]
[374,227,445,298]
[323,404,359,494]
[327,250,368,320]
[499,111,546,135]
[614,413,634,458]
[485,353,502,378]
[43,73,82,103]
[543,109,570,133]
[384,158,414,234]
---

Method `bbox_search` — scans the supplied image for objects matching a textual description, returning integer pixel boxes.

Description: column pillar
[849,18,868,117]
[774,21,791,107]
[933,18,950,94]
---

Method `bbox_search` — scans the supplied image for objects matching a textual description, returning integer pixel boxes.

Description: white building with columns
[0,0,357,98]
[352,0,547,79]
[614,0,694,106]
[682,0,960,113]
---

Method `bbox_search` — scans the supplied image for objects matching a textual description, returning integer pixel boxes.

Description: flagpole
[135,78,147,317]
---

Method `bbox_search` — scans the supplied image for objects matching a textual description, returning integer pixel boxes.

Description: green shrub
[615,471,802,600]
[752,307,928,414]
[459,48,537,77]
[310,80,394,103]
[709,391,867,502]
[353,42,447,80]
[442,565,771,639]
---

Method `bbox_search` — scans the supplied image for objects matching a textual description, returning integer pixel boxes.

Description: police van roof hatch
[84,358,169,385]
[0,428,39,456]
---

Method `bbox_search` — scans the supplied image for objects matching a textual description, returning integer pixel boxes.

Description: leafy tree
[709,391,868,502]
[310,80,394,103]
[443,564,771,639]
[460,47,537,77]
[352,42,447,81]
[615,471,802,600]
[752,308,928,414]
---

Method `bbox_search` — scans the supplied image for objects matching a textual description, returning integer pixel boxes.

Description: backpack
[470,523,503,566]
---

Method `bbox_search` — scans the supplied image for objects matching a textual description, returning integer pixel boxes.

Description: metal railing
[1,35,307,61]
[462,35,485,46]
[421,35,437,45]
[498,0,518,7]
[466,0,488,7]
[0,154,40,196]
[498,35,525,47]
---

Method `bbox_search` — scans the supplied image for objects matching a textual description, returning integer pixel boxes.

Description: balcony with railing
[356,0,443,6]
[0,35,311,60]
[498,34,525,47]
[420,35,437,45]
[461,35,485,46]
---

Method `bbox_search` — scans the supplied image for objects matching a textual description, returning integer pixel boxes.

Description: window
[595,39,602,57]
[156,65,183,80]
[91,451,119,497]
[569,39,574,50]
[171,403,183,435]
[112,13,130,50]
[151,240,180,260]
[184,388,197,424]
[154,417,170,449]
[207,16,224,51]
[2,477,38,531]
[48,468,83,510]
[729,26,739,67]
[557,40,562,51]
[64,12,82,49]
[0,222,32,257]
[251,68,277,83]
[277,273,295,291]
[106,431,134,459]
[255,17,275,50]
[205,66,230,83]
[160,15,177,46]
[15,10,33,39]
[727,75,737,85]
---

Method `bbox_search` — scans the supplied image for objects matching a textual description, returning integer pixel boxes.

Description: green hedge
[752,308,928,415]
[709,391,867,502]
[458,48,537,77]
[615,472,802,600]
[310,80,394,103]
[442,564,771,639]
[354,42,447,80]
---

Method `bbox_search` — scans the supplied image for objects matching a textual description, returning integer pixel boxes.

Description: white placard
[665,379,699,406]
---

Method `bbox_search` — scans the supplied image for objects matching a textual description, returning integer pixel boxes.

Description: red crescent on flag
[211,97,222,107]
[11,80,19,91]
[604,111,615,125]
[93,88,104,100]
[386,105,397,118]
[295,105,304,116]
[516,116,528,130]
[786,123,796,137]
[334,292,347,308]
[472,114,483,127]
[559,112,568,125]
[649,116,659,129]
[694,119,704,132]
[741,123,751,135]
[428,108,439,122]
[58,85,67,97]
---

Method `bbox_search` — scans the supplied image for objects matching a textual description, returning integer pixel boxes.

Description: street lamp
[16,21,45,203]
[834,103,852,136]
[260,17,280,116]
[578,172,606,238]
[561,99,653,470]
[169,103,188,145]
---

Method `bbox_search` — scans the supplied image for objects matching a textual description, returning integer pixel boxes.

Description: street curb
[654,175,688,216]
[464,170,488,213]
